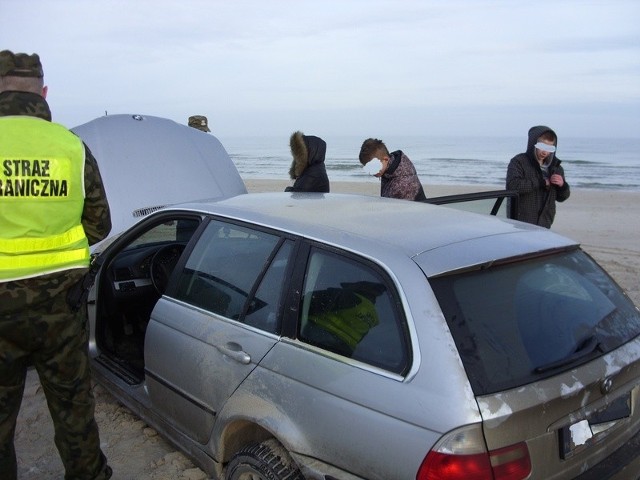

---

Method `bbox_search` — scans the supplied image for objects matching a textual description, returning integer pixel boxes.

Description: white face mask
[534,142,556,153]
[362,158,382,176]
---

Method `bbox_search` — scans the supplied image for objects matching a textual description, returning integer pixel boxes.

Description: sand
[15,182,640,479]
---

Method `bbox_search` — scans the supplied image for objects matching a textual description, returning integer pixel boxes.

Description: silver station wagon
[84,191,640,480]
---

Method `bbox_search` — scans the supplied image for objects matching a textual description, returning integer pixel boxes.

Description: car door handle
[219,342,251,365]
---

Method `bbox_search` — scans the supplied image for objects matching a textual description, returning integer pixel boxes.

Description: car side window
[298,248,409,374]
[173,220,285,329]
[124,218,200,251]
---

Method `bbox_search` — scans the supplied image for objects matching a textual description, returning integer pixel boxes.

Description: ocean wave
[570,182,640,190]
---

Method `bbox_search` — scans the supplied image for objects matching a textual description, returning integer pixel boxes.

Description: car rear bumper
[575,424,640,479]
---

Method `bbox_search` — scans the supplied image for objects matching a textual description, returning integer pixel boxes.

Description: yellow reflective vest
[309,289,379,352]
[0,115,90,281]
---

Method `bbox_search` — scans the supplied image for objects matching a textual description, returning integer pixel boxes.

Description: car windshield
[429,250,640,394]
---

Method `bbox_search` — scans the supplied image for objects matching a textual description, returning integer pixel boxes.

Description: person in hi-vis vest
[0,50,113,480]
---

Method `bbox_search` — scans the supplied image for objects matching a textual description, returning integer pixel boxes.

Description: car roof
[72,114,247,237]
[174,192,578,276]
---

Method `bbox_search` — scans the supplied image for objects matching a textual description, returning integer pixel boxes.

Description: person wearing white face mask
[506,125,570,228]
[358,138,426,201]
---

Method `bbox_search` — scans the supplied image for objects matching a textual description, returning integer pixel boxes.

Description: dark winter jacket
[380,150,426,201]
[506,125,570,228]
[286,131,330,193]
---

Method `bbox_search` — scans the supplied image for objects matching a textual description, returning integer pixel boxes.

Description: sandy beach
[15,182,640,479]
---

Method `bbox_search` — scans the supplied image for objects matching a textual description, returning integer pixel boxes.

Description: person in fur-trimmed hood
[285,131,330,193]
[506,125,570,228]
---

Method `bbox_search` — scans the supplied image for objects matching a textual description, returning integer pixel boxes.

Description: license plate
[559,393,631,459]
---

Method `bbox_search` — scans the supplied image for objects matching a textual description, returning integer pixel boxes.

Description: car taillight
[419,450,493,480]
[417,424,531,480]
[489,442,531,479]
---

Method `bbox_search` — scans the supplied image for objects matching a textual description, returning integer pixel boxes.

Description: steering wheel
[150,244,186,294]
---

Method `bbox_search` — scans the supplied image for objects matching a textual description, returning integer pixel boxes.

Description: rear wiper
[534,335,603,374]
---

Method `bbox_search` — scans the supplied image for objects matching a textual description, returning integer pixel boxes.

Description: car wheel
[226,439,303,480]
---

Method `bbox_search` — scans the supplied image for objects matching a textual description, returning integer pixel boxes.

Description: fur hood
[289,131,326,179]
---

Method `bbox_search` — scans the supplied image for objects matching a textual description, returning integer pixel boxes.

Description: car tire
[226,439,304,480]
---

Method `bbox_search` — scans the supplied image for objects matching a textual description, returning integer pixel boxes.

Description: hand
[374,157,390,177]
[550,174,564,187]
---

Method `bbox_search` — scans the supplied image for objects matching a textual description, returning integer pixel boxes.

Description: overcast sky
[3,0,639,138]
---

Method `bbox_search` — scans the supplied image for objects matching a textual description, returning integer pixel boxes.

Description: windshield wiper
[534,335,603,374]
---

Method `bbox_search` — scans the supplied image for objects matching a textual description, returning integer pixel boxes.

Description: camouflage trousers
[0,271,111,480]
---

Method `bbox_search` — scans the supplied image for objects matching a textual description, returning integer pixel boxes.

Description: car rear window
[429,249,640,395]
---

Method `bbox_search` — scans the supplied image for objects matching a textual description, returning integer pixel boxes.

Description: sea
[218,135,640,192]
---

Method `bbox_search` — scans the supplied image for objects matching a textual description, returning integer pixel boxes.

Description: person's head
[0,50,47,97]
[359,138,390,165]
[289,130,328,179]
[534,130,557,165]
[188,115,211,132]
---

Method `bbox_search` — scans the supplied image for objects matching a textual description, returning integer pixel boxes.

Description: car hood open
[72,114,247,237]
